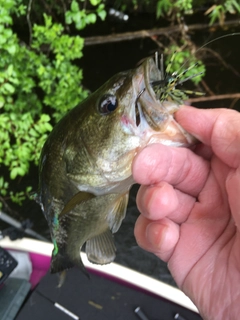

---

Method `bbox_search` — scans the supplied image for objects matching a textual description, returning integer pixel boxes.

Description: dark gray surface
[0,278,31,320]
[16,267,202,320]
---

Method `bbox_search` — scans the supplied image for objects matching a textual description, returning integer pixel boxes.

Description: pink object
[29,252,51,289]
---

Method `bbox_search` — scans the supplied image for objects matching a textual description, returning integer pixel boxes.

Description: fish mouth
[133,55,197,146]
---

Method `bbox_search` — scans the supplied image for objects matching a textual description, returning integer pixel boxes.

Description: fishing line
[174,32,240,74]
[151,32,240,103]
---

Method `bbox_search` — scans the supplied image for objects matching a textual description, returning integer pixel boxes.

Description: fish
[38,53,197,275]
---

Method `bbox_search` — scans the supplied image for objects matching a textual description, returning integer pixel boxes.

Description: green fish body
[38,57,196,274]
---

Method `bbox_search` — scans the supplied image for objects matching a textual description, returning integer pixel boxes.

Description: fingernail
[146,222,168,249]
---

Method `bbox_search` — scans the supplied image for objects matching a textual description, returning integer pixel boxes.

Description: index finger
[132,144,209,197]
[176,106,240,169]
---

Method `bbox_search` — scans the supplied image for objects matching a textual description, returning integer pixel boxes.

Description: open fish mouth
[132,53,197,146]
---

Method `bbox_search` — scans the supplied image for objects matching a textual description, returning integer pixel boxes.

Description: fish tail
[50,248,89,279]
[51,250,74,274]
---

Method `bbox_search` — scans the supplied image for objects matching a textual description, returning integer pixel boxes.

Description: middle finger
[137,182,196,224]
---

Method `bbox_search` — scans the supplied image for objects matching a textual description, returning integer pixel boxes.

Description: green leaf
[65,11,73,24]
[90,0,101,6]
[71,0,79,13]
[97,8,106,21]
[2,82,15,94]
[40,114,51,122]
[156,0,172,18]
[6,44,17,54]
[10,167,19,179]
[0,96,5,108]
[86,13,97,24]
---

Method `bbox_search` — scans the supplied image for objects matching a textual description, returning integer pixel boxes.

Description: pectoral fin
[56,192,129,268]
[59,191,95,218]
[85,192,129,265]
[109,192,129,233]
[86,228,116,264]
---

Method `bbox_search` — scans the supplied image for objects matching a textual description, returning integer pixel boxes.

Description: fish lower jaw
[137,119,196,148]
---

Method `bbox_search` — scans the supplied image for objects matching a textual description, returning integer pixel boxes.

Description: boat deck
[16,267,202,320]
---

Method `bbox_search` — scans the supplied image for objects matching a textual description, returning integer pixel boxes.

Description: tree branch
[27,0,33,45]
[84,19,240,46]
[188,93,240,104]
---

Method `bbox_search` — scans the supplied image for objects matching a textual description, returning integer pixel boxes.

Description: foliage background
[0,0,239,214]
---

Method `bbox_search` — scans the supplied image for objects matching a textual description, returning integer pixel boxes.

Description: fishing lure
[152,52,204,104]
[150,32,240,104]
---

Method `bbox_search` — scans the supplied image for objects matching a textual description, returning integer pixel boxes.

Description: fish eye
[98,94,118,115]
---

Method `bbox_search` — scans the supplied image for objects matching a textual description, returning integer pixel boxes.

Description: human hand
[132,106,240,319]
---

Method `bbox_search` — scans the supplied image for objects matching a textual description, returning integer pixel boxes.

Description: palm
[172,154,240,319]
[133,107,240,319]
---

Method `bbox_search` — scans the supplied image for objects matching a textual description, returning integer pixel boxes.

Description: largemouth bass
[38,54,197,274]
